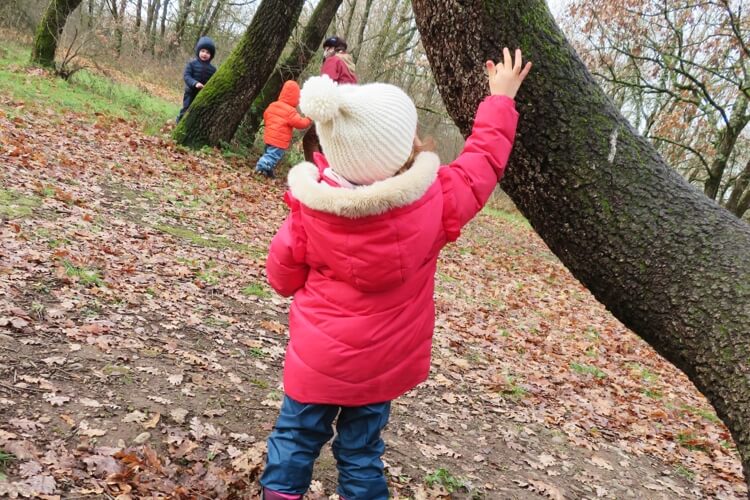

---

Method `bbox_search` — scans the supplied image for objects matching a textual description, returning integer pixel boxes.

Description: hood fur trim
[287,152,440,218]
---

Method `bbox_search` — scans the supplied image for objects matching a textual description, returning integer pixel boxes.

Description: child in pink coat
[261,49,532,500]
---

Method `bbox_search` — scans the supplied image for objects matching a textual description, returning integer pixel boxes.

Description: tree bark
[173,0,305,147]
[194,0,214,39]
[198,0,224,38]
[351,0,373,64]
[146,0,161,54]
[342,0,357,42]
[160,0,170,37]
[144,0,157,38]
[704,94,749,202]
[413,0,750,485]
[107,0,127,56]
[233,0,343,145]
[135,0,143,31]
[30,0,83,68]
[726,159,750,219]
[174,0,194,47]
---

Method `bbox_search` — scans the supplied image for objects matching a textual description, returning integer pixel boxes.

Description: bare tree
[563,0,750,218]
[103,0,127,55]
[31,0,84,68]
[174,0,193,47]
[159,0,169,37]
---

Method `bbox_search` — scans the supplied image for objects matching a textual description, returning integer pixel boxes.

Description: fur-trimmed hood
[287,152,440,218]
[282,151,444,293]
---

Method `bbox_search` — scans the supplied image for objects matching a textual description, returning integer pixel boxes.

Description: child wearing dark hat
[321,35,357,85]
[176,36,217,123]
[260,49,532,499]
[302,35,357,161]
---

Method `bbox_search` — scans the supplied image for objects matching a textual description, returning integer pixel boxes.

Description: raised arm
[439,48,532,241]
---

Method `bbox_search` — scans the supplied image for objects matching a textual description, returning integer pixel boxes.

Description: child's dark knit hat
[195,36,216,60]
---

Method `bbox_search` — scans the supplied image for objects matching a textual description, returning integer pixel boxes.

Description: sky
[547,0,572,19]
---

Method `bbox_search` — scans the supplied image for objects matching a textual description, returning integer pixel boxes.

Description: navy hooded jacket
[183,37,217,93]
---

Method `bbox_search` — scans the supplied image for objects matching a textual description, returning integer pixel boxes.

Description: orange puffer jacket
[263,81,312,149]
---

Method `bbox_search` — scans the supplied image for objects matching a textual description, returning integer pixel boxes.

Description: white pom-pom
[300,75,341,123]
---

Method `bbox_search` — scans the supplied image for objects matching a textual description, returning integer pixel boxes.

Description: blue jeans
[256,145,286,174]
[261,395,391,499]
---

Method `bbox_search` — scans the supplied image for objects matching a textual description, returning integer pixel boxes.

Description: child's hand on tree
[486,48,532,99]
[196,82,205,89]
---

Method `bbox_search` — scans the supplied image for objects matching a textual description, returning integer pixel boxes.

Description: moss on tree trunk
[234,0,343,145]
[172,0,305,148]
[31,0,83,68]
[413,0,750,485]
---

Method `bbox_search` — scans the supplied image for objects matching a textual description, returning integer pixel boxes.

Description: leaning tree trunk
[413,0,750,486]
[173,0,305,148]
[233,0,343,145]
[30,0,83,68]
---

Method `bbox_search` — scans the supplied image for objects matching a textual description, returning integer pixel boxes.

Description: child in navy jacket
[177,36,217,123]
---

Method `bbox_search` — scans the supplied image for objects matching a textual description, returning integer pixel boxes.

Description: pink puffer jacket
[266,95,518,405]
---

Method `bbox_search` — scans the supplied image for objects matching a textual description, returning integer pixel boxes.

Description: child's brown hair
[396,136,437,176]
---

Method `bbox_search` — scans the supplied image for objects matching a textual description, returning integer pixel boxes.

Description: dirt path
[0,101,746,498]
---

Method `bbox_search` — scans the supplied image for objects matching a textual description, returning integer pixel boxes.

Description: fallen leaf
[42,356,66,366]
[170,408,189,423]
[203,408,227,418]
[590,455,614,471]
[82,455,122,477]
[122,411,147,423]
[441,392,457,404]
[643,483,666,491]
[22,474,56,495]
[79,398,102,408]
[141,413,160,429]
[78,420,107,437]
[18,461,42,477]
[147,396,172,405]
[230,442,266,474]
[43,394,70,406]
[9,317,29,329]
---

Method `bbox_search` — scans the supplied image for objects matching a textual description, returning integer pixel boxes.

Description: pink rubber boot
[262,488,302,500]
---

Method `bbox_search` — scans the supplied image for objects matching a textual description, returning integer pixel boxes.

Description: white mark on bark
[608,127,619,164]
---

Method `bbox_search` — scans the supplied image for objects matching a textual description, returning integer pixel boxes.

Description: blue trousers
[256,145,286,174]
[260,395,391,499]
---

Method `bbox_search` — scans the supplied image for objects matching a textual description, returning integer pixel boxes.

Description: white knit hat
[299,75,418,185]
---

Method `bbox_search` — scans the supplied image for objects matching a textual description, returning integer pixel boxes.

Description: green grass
[0,40,177,134]
[242,283,270,298]
[197,269,221,286]
[482,206,531,227]
[680,404,721,424]
[154,224,266,259]
[675,464,695,481]
[643,388,663,399]
[0,188,41,218]
[63,260,104,286]
[249,347,266,358]
[570,362,607,379]
[425,467,465,492]
[0,449,15,480]
[676,430,709,452]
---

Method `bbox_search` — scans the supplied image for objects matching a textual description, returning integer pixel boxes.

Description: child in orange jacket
[256,80,312,178]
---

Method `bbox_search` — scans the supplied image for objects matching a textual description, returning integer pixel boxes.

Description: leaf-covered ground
[0,68,747,498]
